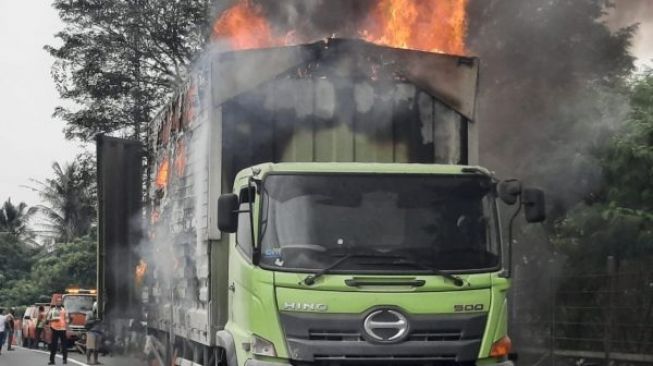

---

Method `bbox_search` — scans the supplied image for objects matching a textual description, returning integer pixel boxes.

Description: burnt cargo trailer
[99,38,480,351]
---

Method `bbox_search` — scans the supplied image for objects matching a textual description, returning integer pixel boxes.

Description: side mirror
[522,188,546,223]
[218,194,239,233]
[497,179,522,205]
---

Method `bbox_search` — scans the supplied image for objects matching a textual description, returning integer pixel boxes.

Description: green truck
[97,39,545,366]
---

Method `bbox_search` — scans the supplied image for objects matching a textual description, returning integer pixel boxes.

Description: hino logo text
[282,302,328,312]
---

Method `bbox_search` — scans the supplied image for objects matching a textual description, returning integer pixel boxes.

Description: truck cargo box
[140,38,480,346]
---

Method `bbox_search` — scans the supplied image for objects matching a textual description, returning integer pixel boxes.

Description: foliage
[554,72,653,272]
[0,235,36,284]
[46,0,212,143]
[0,199,34,243]
[0,234,38,307]
[30,236,98,295]
[0,236,96,307]
[28,153,97,243]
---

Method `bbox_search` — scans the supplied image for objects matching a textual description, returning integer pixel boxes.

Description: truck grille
[280,311,486,364]
[308,330,463,342]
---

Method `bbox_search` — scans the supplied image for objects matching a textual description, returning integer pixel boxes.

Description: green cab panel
[275,277,492,315]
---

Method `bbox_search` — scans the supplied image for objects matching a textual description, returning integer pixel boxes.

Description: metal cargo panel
[212,39,479,120]
[96,135,143,319]
[219,39,471,184]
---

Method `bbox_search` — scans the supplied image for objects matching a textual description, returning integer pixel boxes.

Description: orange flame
[211,0,468,55]
[155,157,170,189]
[211,0,283,50]
[135,259,148,287]
[361,0,468,54]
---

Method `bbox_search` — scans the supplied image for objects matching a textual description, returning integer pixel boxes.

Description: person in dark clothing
[5,308,15,351]
[35,305,46,349]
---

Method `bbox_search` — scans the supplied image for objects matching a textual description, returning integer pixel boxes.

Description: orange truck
[62,289,97,346]
[43,290,97,349]
[21,302,50,347]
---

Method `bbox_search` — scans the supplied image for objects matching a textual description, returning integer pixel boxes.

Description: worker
[84,302,101,365]
[5,308,15,351]
[35,305,46,349]
[46,301,69,365]
[0,308,6,356]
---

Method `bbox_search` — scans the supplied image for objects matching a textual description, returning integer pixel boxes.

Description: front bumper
[244,359,515,366]
[245,360,291,366]
[486,361,514,366]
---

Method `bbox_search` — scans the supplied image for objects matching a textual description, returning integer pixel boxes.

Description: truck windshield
[63,295,95,314]
[259,173,500,273]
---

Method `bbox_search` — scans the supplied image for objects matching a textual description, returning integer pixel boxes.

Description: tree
[0,198,33,242]
[29,155,96,243]
[0,236,97,307]
[30,236,97,295]
[46,0,212,143]
[0,233,38,306]
[554,71,653,270]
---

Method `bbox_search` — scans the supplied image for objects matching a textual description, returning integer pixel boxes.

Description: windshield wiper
[301,253,465,287]
[385,256,465,287]
[302,254,385,286]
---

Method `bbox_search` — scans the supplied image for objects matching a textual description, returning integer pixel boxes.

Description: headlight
[251,335,276,357]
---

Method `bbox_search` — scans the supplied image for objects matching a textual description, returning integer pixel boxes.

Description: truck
[42,289,96,349]
[62,289,97,350]
[21,302,50,348]
[97,38,545,366]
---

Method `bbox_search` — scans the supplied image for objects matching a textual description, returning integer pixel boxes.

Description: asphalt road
[0,345,145,366]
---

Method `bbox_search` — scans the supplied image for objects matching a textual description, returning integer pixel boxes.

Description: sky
[0,1,651,210]
[0,1,85,208]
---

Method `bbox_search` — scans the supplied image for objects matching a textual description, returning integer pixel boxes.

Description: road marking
[17,346,90,366]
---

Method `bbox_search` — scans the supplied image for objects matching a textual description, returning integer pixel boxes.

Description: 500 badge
[454,304,484,312]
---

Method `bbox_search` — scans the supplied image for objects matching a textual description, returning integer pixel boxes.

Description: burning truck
[97,38,545,366]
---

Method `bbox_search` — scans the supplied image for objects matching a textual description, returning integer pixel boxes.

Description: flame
[155,157,170,189]
[135,259,148,287]
[211,0,468,55]
[361,0,468,54]
[211,0,284,50]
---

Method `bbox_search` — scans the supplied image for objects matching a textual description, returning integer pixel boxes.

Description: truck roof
[234,162,492,186]
[209,38,479,121]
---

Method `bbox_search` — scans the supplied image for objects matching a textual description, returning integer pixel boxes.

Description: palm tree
[0,198,33,241]
[29,159,96,243]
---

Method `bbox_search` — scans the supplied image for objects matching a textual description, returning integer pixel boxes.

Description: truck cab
[217,162,535,366]
[62,289,97,344]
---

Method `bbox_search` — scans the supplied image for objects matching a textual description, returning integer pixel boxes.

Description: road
[0,346,145,366]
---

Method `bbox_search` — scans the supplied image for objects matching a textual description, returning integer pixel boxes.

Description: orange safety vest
[49,308,67,331]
